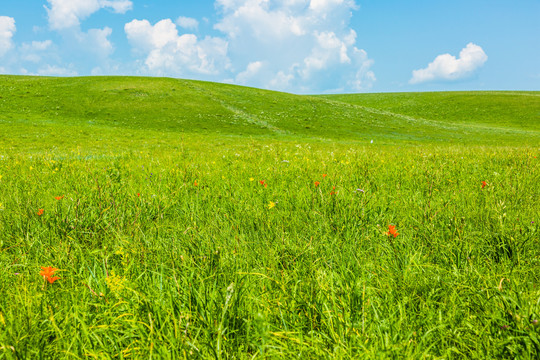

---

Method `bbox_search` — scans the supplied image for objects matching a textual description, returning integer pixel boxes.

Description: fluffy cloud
[213,0,375,92]
[177,16,199,31]
[42,0,128,73]
[125,19,229,76]
[45,0,132,30]
[235,61,264,84]
[77,27,114,58]
[20,40,53,62]
[0,16,16,57]
[37,64,78,76]
[410,43,488,84]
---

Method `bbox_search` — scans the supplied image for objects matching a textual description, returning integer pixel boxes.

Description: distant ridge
[1,75,538,145]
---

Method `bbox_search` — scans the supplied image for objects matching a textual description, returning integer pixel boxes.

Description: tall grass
[0,136,539,358]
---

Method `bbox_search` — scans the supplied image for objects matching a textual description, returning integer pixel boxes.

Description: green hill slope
[320,91,540,130]
[1,76,539,147]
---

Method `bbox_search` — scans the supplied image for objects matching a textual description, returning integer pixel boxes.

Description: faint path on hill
[314,96,540,136]
[187,82,288,135]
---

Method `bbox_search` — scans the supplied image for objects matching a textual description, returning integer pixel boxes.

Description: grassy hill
[0,76,539,358]
[1,76,539,151]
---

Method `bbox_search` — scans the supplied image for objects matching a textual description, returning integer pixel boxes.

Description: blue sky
[0,0,538,94]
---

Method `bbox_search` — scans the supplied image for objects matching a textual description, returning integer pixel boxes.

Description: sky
[0,0,539,94]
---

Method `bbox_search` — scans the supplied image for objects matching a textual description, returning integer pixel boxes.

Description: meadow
[0,76,539,359]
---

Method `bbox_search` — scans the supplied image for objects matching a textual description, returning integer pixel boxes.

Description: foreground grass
[0,136,539,358]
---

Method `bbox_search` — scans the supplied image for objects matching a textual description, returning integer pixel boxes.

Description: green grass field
[0,76,539,359]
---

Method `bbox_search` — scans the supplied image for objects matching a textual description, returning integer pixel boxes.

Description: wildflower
[249,177,254,181]
[46,276,60,284]
[322,174,327,178]
[55,196,64,200]
[40,266,60,284]
[40,266,58,278]
[314,181,320,187]
[268,201,276,209]
[356,188,365,193]
[330,186,337,196]
[481,181,487,189]
[137,193,140,197]
[386,225,399,238]
[259,180,267,188]
[194,181,198,186]
[37,209,44,216]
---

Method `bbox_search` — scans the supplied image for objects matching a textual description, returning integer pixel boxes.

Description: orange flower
[481,181,487,189]
[259,180,267,188]
[386,225,399,238]
[137,193,140,197]
[46,276,60,284]
[194,181,198,187]
[55,196,64,200]
[40,266,60,284]
[40,266,58,278]
[322,174,327,178]
[37,209,44,216]
[314,181,320,187]
[330,186,336,196]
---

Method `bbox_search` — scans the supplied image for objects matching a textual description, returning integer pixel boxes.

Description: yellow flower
[268,201,276,209]
[105,272,126,293]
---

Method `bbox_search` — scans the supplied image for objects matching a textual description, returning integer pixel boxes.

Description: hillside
[0,76,539,149]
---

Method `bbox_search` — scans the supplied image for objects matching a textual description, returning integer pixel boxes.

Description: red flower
[37,209,44,216]
[386,225,399,238]
[330,186,336,196]
[259,180,267,188]
[55,196,64,200]
[40,266,58,278]
[137,193,140,197]
[40,266,60,284]
[481,181,487,189]
[314,181,320,187]
[46,276,60,284]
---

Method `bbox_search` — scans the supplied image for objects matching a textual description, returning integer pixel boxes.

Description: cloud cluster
[125,19,229,76]
[410,43,487,84]
[123,0,374,92]
[45,0,132,30]
[214,0,374,92]
[0,16,16,57]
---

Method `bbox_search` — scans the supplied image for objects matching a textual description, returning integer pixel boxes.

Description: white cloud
[125,19,229,76]
[37,64,78,76]
[20,40,53,62]
[78,27,114,58]
[177,16,199,31]
[213,0,375,92]
[236,61,264,84]
[309,0,358,13]
[45,0,132,30]
[410,43,488,84]
[0,16,16,57]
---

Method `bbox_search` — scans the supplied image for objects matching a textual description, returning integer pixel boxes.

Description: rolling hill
[0,76,539,148]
